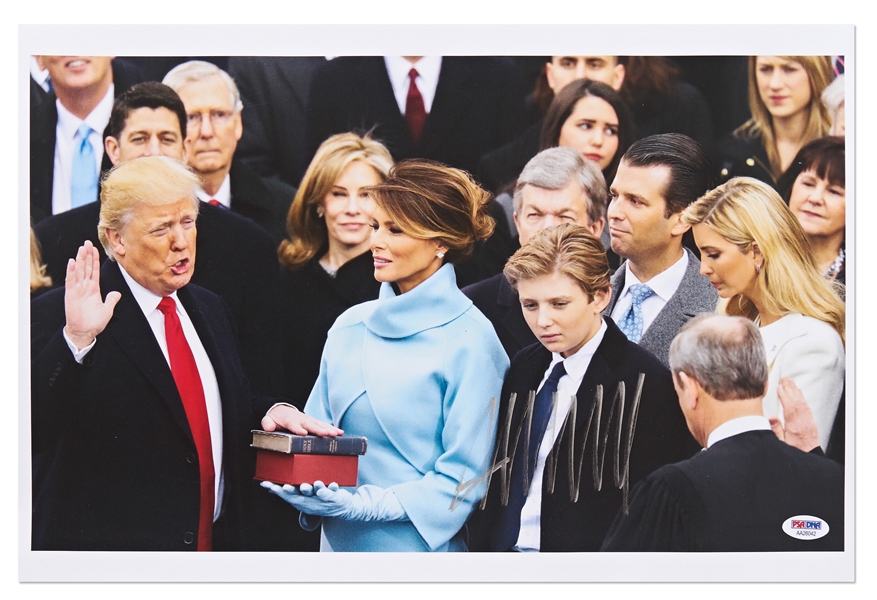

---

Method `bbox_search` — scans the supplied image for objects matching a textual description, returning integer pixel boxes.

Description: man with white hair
[463,146,607,359]
[163,61,293,244]
[601,314,844,552]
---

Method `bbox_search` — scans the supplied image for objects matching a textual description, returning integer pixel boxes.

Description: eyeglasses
[186,110,234,129]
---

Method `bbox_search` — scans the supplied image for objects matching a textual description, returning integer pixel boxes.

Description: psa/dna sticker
[782,515,830,540]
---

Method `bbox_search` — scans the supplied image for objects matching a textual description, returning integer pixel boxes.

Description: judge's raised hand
[261,404,343,437]
[771,378,821,453]
[63,241,121,350]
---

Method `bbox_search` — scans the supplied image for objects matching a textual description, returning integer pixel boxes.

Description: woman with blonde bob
[277,132,393,407]
[714,56,834,188]
[682,177,845,450]
[263,159,509,552]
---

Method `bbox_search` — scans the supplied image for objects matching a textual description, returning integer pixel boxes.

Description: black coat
[468,318,699,552]
[462,272,534,362]
[29,58,145,224]
[31,261,271,550]
[229,56,328,187]
[33,199,284,396]
[280,251,381,409]
[224,159,295,246]
[711,129,778,189]
[305,56,526,176]
[601,430,845,552]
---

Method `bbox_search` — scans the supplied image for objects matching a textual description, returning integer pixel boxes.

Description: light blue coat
[304,264,509,551]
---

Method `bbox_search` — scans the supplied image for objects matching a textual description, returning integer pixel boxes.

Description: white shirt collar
[31,57,49,89]
[56,83,115,141]
[196,173,232,208]
[620,249,688,303]
[117,262,181,318]
[706,415,772,448]
[383,56,442,114]
[544,318,608,389]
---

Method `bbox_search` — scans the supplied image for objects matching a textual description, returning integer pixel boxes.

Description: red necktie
[405,68,427,145]
[208,199,221,206]
[157,297,215,551]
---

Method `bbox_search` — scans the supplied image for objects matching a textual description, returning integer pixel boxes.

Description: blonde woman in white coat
[682,177,845,451]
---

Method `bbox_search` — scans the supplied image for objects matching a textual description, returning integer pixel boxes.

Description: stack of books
[251,430,367,487]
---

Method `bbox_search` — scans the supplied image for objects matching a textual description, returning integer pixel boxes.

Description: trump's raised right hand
[63,241,121,350]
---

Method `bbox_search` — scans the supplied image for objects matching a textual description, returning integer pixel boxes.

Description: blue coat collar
[366,264,472,338]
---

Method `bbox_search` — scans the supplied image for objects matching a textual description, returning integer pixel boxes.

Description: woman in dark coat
[278,132,393,408]
[712,56,834,190]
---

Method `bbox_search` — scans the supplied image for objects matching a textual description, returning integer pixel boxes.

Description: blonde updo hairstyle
[279,132,394,269]
[682,177,845,344]
[365,159,495,264]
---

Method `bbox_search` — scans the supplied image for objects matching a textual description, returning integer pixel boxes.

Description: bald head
[669,314,768,402]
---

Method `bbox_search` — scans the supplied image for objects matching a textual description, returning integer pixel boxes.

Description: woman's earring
[436,251,445,259]
[316,207,325,218]
[755,262,763,274]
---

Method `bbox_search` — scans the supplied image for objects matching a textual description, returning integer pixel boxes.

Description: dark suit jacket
[34,200,283,396]
[601,430,845,551]
[230,56,328,187]
[227,159,295,245]
[30,261,273,550]
[468,318,699,552]
[280,250,381,409]
[605,248,718,367]
[29,58,145,224]
[462,272,534,362]
[305,56,525,177]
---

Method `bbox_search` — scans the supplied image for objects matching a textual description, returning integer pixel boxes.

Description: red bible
[254,450,359,487]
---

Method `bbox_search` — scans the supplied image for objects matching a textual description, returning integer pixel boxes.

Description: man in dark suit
[31,156,339,552]
[463,147,607,360]
[305,56,525,287]
[229,56,328,188]
[467,224,698,552]
[34,82,284,397]
[163,60,294,244]
[601,314,844,551]
[604,133,718,366]
[30,56,144,223]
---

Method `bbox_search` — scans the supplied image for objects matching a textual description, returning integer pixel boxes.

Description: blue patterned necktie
[492,360,567,551]
[618,284,654,343]
[71,123,98,208]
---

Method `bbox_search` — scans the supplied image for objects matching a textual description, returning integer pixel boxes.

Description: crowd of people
[29,54,847,554]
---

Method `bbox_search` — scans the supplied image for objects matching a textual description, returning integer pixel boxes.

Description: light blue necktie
[618,284,654,343]
[71,123,98,208]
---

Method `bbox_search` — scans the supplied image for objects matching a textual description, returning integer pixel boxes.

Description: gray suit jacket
[604,248,718,366]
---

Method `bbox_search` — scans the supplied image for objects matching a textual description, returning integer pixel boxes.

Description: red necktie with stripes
[157,296,215,551]
[405,68,427,145]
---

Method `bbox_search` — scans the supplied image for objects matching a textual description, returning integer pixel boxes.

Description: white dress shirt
[51,85,114,215]
[63,265,225,520]
[611,251,689,335]
[196,173,232,208]
[383,56,442,115]
[514,319,608,551]
[706,415,772,448]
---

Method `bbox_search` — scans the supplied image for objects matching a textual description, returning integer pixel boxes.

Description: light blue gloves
[261,480,408,524]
